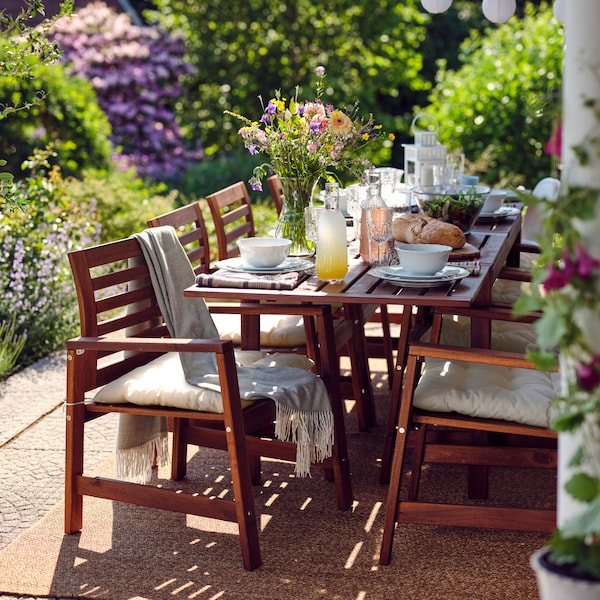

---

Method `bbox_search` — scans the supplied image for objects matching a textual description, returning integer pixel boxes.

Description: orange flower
[330,110,353,135]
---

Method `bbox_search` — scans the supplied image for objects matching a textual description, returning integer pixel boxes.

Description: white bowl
[396,243,452,276]
[236,237,291,268]
[482,190,507,213]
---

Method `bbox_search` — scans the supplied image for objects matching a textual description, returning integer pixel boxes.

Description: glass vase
[275,175,320,257]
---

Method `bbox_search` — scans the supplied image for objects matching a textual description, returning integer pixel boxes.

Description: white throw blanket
[118,226,333,479]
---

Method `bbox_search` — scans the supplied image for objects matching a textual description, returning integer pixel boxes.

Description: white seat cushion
[422,315,537,353]
[211,313,307,347]
[93,350,314,413]
[413,357,558,428]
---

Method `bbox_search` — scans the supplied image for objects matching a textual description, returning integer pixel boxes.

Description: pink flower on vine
[543,245,600,292]
[576,354,600,391]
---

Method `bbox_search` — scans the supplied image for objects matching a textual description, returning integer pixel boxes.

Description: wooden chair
[379,333,558,565]
[267,174,284,215]
[206,181,255,260]
[492,177,560,306]
[149,202,382,432]
[65,236,353,571]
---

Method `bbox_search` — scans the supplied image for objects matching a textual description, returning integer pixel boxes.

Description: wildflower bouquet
[225,67,390,253]
[226,66,389,193]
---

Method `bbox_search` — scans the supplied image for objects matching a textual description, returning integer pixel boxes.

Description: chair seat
[413,357,559,428]
[423,313,538,353]
[211,312,307,347]
[93,350,315,413]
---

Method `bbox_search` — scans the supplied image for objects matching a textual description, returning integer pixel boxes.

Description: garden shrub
[0,58,113,178]
[63,167,178,243]
[425,2,562,188]
[50,1,203,181]
[0,148,99,372]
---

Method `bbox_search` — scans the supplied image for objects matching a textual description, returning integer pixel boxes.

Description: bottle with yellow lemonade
[315,182,348,283]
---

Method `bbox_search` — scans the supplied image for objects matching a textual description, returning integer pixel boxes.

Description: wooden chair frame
[65,236,353,571]
[206,181,255,260]
[379,336,557,566]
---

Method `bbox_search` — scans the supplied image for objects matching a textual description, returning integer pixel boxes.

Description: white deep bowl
[482,190,507,213]
[396,243,452,276]
[236,237,292,268]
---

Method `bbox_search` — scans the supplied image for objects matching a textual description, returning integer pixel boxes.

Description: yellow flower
[330,110,353,135]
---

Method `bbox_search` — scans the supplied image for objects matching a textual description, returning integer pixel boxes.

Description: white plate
[478,205,521,221]
[215,257,314,274]
[369,265,470,287]
[376,265,466,281]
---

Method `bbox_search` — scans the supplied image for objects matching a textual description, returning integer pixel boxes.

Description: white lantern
[403,114,447,189]
[420,0,453,13]
[482,0,516,23]
[553,0,565,24]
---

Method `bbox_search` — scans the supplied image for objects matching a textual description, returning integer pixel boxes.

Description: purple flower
[248,144,259,155]
[316,66,325,76]
[542,245,600,291]
[576,354,600,391]
[573,245,600,278]
[543,264,571,291]
[251,182,263,192]
[266,100,278,115]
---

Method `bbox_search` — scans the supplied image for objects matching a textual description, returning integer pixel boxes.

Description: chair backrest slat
[206,182,255,260]
[147,202,212,274]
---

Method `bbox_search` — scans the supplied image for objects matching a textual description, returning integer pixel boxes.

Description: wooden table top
[185,206,522,311]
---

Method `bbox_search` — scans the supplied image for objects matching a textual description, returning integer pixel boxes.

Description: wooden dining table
[184,205,523,486]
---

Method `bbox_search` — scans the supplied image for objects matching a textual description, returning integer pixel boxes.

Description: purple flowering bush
[49,2,203,181]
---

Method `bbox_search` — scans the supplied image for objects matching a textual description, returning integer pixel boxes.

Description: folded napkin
[449,260,481,276]
[196,269,301,290]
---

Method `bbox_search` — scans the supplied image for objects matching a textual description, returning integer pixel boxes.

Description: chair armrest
[67,336,234,354]
[436,305,540,323]
[408,342,556,371]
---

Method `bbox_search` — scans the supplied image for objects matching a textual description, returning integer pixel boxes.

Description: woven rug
[0,412,553,600]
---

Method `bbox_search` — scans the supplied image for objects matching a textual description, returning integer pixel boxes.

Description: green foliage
[0,59,113,177]
[147,0,429,162]
[425,2,563,188]
[0,0,73,209]
[176,150,267,204]
[0,318,27,379]
[62,168,178,243]
[0,148,99,370]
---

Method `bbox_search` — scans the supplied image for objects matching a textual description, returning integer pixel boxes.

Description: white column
[558,0,600,526]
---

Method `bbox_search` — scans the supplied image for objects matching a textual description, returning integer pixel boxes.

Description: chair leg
[467,431,490,499]
[171,417,188,481]
[379,352,419,565]
[407,424,427,501]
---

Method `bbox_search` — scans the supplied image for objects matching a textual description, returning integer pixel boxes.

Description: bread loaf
[392,214,466,248]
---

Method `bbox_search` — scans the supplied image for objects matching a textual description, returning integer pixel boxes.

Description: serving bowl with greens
[412,184,490,233]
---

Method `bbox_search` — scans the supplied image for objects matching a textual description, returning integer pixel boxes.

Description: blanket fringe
[115,434,169,483]
[274,402,334,477]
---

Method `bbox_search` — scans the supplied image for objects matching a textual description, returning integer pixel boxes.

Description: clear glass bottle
[315,182,348,283]
[360,172,388,263]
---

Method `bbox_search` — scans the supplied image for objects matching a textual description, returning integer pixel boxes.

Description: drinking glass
[304,205,323,255]
[373,167,397,204]
[346,184,363,241]
[447,153,465,185]
[366,206,393,266]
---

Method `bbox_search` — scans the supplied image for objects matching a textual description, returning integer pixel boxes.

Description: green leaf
[561,496,600,538]
[565,473,600,504]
